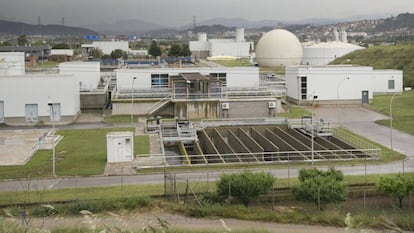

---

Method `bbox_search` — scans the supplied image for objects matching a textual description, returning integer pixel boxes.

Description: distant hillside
[191,25,236,34]
[330,44,414,88]
[0,20,98,36]
[83,19,169,35]
[374,13,414,32]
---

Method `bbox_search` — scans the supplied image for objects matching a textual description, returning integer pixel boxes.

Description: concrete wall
[0,52,25,75]
[0,74,80,125]
[59,61,100,90]
[219,99,280,118]
[80,93,107,109]
[174,101,218,119]
[209,41,253,58]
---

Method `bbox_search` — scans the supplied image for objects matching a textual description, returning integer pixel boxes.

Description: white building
[189,28,253,59]
[0,52,25,76]
[0,74,80,125]
[106,132,134,163]
[81,41,129,55]
[286,65,403,105]
[116,67,259,90]
[59,61,101,91]
[50,49,74,56]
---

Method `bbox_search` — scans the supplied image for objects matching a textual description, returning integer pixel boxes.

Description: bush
[216,170,275,207]
[292,167,346,210]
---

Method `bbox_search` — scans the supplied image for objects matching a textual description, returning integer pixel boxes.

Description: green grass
[211,58,253,67]
[368,91,414,135]
[277,105,310,118]
[331,43,414,88]
[103,115,140,123]
[0,128,149,179]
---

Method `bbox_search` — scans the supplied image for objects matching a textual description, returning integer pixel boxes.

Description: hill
[330,44,414,88]
[0,20,99,36]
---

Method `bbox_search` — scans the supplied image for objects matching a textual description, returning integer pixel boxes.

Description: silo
[198,32,207,42]
[236,28,245,42]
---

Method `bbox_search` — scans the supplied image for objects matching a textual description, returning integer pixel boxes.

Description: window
[300,76,307,100]
[151,74,169,88]
[210,73,227,87]
[388,80,395,90]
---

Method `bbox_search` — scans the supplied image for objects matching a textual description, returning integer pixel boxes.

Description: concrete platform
[0,129,51,166]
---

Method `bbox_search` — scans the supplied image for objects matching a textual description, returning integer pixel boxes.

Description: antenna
[193,16,197,29]
[62,17,65,26]
[38,16,41,25]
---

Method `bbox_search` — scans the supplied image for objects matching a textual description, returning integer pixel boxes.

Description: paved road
[0,106,413,192]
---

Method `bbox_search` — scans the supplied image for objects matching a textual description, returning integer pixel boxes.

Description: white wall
[82,41,129,55]
[59,61,100,90]
[189,41,210,52]
[0,52,25,75]
[115,67,260,90]
[50,49,74,56]
[0,74,80,118]
[209,41,253,57]
[286,65,403,102]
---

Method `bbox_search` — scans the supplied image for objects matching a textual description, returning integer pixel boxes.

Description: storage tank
[255,29,303,67]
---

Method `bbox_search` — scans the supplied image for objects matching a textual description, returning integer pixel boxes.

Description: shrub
[216,170,275,207]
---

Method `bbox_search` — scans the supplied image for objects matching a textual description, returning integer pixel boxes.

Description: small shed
[106,131,134,163]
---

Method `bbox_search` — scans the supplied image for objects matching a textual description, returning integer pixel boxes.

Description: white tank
[236,28,245,42]
[255,29,303,68]
[198,32,207,41]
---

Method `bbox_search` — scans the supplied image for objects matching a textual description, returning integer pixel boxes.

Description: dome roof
[255,29,303,67]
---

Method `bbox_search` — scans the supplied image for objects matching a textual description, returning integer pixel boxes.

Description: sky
[1,0,413,27]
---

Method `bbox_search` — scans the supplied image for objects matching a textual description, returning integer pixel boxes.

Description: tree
[216,170,274,207]
[377,174,414,208]
[52,43,70,49]
[292,167,346,210]
[88,48,102,59]
[168,44,182,57]
[110,49,124,59]
[181,44,191,57]
[17,34,28,46]
[149,40,161,57]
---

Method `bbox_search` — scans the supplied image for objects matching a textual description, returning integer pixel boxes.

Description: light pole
[130,77,136,123]
[48,102,56,177]
[337,77,350,127]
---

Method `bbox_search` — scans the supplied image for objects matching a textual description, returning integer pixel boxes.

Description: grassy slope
[330,43,414,88]
[0,128,149,179]
[369,91,414,135]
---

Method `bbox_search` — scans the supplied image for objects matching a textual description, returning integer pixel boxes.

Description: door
[0,101,4,123]
[25,104,38,122]
[361,90,369,104]
[49,103,61,122]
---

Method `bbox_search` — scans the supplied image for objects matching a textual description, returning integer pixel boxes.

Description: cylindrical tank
[236,28,245,42]
[198,32,207,41]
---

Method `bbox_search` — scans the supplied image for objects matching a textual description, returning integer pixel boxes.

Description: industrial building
[189,28,254,59]
[112,66,284,119]
[81,41,129,55]
[0,74,80,125]
[285,65,403,105]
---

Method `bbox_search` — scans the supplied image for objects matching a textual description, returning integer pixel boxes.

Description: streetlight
[130,77,136,123]
[48,102,56,177]
[337,77,350,127]
[311,94,317,166]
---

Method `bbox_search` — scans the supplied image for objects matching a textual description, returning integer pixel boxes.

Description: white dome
[256,29,303,67]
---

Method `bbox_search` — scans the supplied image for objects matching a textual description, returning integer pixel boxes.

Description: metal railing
[200,118,288,128]
[332,128,381,157]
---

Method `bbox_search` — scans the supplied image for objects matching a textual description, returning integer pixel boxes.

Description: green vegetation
[292,168,346,210]
[330,44,414,88]
[277,105,310,118]
[369,91,414,135]
[0,128,149,179]
[103,115,140,123]
[377,174,414,208]
[216,171,275,207]
[212,58,253,67]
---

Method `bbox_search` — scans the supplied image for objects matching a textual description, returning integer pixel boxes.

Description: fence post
[164,167,167,197]
[318,187,321,211]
